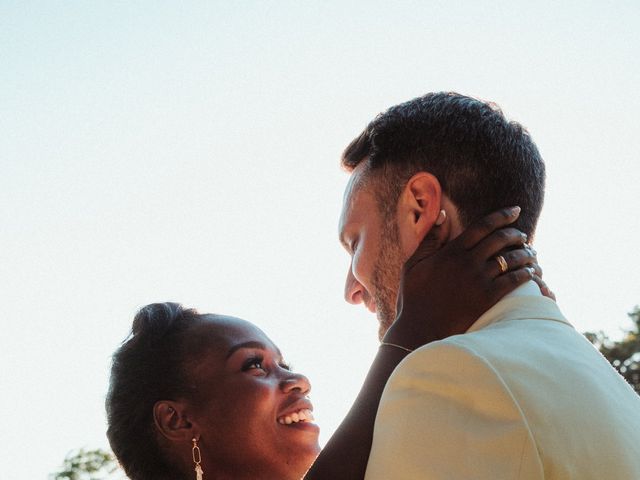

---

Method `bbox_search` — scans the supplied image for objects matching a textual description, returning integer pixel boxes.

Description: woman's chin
[278,424,321,477]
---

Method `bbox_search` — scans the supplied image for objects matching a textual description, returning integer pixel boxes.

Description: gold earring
[192,437,204,480]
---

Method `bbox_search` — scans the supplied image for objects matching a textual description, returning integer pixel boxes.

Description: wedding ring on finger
[495,255,508,273]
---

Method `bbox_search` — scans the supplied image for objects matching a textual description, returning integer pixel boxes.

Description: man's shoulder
[411,294,578,362]
[397,312,587,384]
[393,310,633,414]
[409,315,562,359]
[390,334,503,385]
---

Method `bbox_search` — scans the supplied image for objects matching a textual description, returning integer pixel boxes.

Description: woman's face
[186,316,320,480]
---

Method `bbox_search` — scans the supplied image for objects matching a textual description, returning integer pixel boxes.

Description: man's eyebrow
[225,341,282,360]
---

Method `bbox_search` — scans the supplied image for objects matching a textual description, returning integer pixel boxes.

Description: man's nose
[280,372,311,395]
[344,266,365,305]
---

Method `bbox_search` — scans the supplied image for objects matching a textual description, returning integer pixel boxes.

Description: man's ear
[153,400,196,442]
[399,172,443,241]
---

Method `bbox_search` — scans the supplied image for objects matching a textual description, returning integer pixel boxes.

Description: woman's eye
[242,357,266,372]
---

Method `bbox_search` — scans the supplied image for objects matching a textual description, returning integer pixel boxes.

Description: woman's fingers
[487,245,537,277]
[474,227,528,263]
[457,206,521,250]
[533,275,556,301]
[487,245,555,301]
[529,260,542,279]
[491,266,535,300]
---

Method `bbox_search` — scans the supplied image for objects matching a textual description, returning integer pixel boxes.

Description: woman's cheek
[243,379,279,413]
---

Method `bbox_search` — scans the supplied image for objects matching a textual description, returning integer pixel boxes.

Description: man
[338,93,640,478]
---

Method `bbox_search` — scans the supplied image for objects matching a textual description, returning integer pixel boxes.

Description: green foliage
[50,448,120,480]
[586,306,640,394]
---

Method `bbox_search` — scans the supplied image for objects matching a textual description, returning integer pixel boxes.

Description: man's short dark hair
[342,92,546,239]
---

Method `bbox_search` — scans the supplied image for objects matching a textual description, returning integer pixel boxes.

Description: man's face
[338,170,406,339]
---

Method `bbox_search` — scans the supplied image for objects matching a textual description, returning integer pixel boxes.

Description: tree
[585,306,640,394]
[50,448,121,480]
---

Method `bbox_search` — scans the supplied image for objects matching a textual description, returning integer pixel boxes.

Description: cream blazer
[365,282,640,479]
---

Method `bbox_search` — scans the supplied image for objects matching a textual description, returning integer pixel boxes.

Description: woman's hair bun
[131,302,186,339]
[108,302,204,479]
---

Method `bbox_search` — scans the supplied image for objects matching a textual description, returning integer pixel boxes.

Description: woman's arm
[305,207,547,480]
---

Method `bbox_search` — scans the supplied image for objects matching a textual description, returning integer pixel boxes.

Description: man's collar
[466,280,571,333]
[503,279,543,299]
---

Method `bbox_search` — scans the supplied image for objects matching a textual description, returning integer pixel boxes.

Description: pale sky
[2,2,639,479]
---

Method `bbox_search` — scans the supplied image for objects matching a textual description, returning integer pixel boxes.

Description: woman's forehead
[196,315,277,350]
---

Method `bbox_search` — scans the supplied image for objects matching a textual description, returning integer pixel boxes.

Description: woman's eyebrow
[225,341,282,360]
[226,341,266,359]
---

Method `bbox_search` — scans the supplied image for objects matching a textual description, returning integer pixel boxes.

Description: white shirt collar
[503,279,543,299]
[466,280,570,333]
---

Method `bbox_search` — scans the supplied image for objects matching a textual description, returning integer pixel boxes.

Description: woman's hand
[385,206,553,351]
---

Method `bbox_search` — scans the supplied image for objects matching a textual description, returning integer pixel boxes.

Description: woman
[106,303,320,480]
[106,208,550,480]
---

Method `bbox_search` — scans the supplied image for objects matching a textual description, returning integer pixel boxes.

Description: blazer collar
[466,280,572,333]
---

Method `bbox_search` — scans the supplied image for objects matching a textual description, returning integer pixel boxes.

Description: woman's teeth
[278,409,314,425]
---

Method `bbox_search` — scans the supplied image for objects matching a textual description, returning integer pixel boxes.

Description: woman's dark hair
[106,302,208,480]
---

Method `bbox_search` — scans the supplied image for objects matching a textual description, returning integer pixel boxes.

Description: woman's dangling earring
[192,437,204,480]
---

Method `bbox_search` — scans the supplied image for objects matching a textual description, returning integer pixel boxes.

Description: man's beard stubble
[371,219,405,340]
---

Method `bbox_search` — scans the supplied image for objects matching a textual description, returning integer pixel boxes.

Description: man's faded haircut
[341,92,546,239]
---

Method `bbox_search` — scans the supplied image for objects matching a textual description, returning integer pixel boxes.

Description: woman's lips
[277,408,315,425]
[277,402,320,437]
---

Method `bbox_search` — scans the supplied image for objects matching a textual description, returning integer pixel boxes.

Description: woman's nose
[280,372,311,395]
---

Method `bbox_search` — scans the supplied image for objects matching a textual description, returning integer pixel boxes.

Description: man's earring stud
[435,209,447,226]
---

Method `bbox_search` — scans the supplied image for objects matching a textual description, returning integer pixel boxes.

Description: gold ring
[495,255,508,273]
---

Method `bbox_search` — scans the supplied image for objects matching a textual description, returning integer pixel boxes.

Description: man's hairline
[347,161,475,242]
[346,158,433,223]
